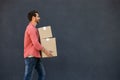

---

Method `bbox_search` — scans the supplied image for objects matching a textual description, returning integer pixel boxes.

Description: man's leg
[24,58,36,80]
[35,59,46,80]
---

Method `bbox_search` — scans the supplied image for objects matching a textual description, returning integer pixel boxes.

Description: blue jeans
[24,57,46,80]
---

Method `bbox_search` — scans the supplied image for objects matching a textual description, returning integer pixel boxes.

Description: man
[24,10,53,80]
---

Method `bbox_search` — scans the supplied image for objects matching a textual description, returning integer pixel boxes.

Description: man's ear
[32,16,35,20]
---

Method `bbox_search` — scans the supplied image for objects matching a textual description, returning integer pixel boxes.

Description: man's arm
[29,27,43,51]
[29,27,53,57]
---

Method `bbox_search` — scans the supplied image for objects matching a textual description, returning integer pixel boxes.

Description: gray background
[0,0,120,80]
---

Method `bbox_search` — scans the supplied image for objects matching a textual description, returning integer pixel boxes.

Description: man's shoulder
[26,24,33,30]
[26,25,37,34]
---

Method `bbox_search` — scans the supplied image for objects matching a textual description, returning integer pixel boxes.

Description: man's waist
[28,55,34,58]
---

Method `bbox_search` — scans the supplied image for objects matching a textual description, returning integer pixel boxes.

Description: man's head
[27,10,40,23]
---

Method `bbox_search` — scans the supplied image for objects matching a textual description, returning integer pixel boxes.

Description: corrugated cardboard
[41,38,57,58]
[38,26,53,39]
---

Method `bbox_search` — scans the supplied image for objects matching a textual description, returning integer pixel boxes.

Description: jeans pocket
[25,58,35,65]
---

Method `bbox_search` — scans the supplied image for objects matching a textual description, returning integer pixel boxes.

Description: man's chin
[36,21,40,24]
[37,21,40,24]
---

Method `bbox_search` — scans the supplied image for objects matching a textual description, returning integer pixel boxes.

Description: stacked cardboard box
[38,26,57,58]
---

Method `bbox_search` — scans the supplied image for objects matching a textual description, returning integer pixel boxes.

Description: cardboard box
[38,26,53,39]
[41,38,57,58]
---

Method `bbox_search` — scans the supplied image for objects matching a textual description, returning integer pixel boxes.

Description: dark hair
[27,10,39,21]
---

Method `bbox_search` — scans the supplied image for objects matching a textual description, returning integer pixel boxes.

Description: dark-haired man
[24,10,53,80]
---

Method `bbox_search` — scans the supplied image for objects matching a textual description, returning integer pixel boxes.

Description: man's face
[35,13,40,23]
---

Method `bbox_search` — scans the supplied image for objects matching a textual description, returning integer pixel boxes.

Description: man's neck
[30,21,37,27]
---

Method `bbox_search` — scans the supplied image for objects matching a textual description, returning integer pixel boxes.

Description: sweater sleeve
[28,27,43,51]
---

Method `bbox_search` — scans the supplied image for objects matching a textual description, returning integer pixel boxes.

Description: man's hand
[42,47,53,57]
[46,50,53,57]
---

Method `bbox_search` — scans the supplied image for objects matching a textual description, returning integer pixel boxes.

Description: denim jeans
[24,57,46,80]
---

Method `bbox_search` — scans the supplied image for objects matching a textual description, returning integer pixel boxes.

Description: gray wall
[0,0,120,80]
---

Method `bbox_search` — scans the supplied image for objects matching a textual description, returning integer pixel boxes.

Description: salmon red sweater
[24,23,43,58]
